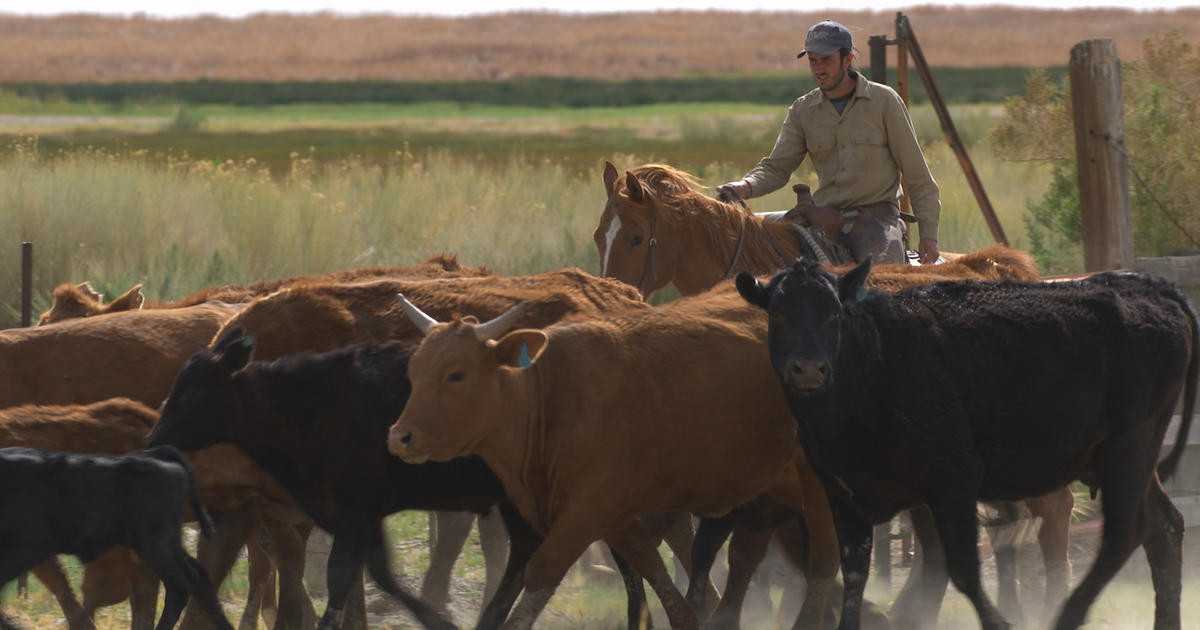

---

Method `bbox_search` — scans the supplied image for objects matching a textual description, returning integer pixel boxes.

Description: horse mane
[623,164,806,274]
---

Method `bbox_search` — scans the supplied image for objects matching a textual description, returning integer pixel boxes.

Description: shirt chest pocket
[807,132,836,155]
[850,127,885,147]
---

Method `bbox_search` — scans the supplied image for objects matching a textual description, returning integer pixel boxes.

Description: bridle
[635,209,659,297]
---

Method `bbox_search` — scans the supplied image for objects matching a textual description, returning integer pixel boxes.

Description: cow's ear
[624,171,647,203]
[838,258,872,304]
[217,335,255,373]
[491,330,548,369]
[109,284,146,312]
[735,271,770,310]
[76,281,103,302]
[603,161,619,199]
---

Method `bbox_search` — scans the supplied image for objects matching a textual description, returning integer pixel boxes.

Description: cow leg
[1056,430,1171,630]
[477,502,542,630]
[139,539,233,630]
[1026,487,1073,627]
[711,521,770,629]
[606,522,699,630]
[660,512,719,609]
[262,517,319,630]
[782,465,840,630]
[180,507,257,630]
[241,531,276,630]
[78,547,158,630]
[991,544,1020,625]
[355,522,456,630]
[183,555,236,630]
[128,556,163,630]
[478,508,510,604]
[504,520,611,630]
[982,501,1025,627]
[926,496,1009,630]
[610,549,651,630]
[887,506,948,630]
[30,558,92,630]
[687,514,734,620]
[829,500,873,630]
[423,511,474,614]
[1142,480,1184,630]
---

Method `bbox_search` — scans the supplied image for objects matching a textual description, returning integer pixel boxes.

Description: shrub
[991,31,1200,272]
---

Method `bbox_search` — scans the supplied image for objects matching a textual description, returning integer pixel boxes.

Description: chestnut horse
[594,161,1044,299]
[596,161,1074,628]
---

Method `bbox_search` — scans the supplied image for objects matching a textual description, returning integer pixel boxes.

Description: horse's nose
[786,358,830,391]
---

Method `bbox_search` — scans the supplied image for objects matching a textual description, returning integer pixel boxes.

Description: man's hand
[917,238,940,264]
[716,181,751,203]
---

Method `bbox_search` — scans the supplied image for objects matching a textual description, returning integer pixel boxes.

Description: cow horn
[396,293,439,336]
[474,301,529,342]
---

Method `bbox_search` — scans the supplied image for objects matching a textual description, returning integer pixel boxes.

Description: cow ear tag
[855,286,868,302]
[518,342,532,368]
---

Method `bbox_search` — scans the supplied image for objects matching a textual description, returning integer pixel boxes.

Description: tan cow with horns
[388,285,831,630]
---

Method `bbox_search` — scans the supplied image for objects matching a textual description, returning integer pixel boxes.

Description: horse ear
[603,161,619,199]
[624,171,647,203]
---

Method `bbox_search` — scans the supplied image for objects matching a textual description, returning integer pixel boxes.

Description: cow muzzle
[785,358,831,391]
[387,427,428,465]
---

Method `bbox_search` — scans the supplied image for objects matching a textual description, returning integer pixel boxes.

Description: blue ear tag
[518,342,532,368]
[855,286,868,302]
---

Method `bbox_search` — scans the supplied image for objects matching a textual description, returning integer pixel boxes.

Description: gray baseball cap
[797,20,852,58]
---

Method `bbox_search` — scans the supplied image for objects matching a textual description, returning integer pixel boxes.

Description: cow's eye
[446,371,465,384]
[630,235,644,247]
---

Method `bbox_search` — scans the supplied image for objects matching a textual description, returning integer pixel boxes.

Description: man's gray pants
[845,201,907,265]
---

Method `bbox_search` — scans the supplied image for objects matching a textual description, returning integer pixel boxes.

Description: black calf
[0,445,232,630]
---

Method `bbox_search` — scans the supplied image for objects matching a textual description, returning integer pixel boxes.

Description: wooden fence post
[1070,39,1133,271]
[21,242,32,328]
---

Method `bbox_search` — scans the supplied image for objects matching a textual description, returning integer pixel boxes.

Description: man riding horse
[717,20,941,266]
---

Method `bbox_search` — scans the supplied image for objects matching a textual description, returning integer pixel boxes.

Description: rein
[720,188,754,279]
[720,186,791,274]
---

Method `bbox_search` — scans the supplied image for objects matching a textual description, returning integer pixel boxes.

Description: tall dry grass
[0,8,1198,82]
[0,103,1047,330]
[0,139,608,326]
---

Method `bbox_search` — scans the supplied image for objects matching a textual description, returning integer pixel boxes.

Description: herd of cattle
[0,162,1196,630]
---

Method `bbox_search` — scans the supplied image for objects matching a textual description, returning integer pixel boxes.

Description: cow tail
[148,444,217,539]
[1157,288,1200,482]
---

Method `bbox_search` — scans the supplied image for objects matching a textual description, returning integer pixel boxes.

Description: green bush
[992,31,1200,272]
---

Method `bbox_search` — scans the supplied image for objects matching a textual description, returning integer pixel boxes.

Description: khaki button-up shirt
[743,72,941,241]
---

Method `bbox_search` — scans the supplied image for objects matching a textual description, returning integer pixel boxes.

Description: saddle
[781,184,851,265]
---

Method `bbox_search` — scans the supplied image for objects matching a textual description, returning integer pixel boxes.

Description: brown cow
[387,283,835,630]
[0,303,241,408]
[209,268,681,618]
[36,253,491,325]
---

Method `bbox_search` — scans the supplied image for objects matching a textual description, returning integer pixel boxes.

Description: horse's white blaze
[601,215,622,277]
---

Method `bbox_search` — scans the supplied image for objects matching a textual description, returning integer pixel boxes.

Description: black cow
[145,327,651,630]
[0,445,233,630]
[737,259,1198,630]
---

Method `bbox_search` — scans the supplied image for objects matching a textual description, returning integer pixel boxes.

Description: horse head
[595,161,725,299]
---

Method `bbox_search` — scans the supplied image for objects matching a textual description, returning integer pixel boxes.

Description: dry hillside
[0,7,1197,82]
